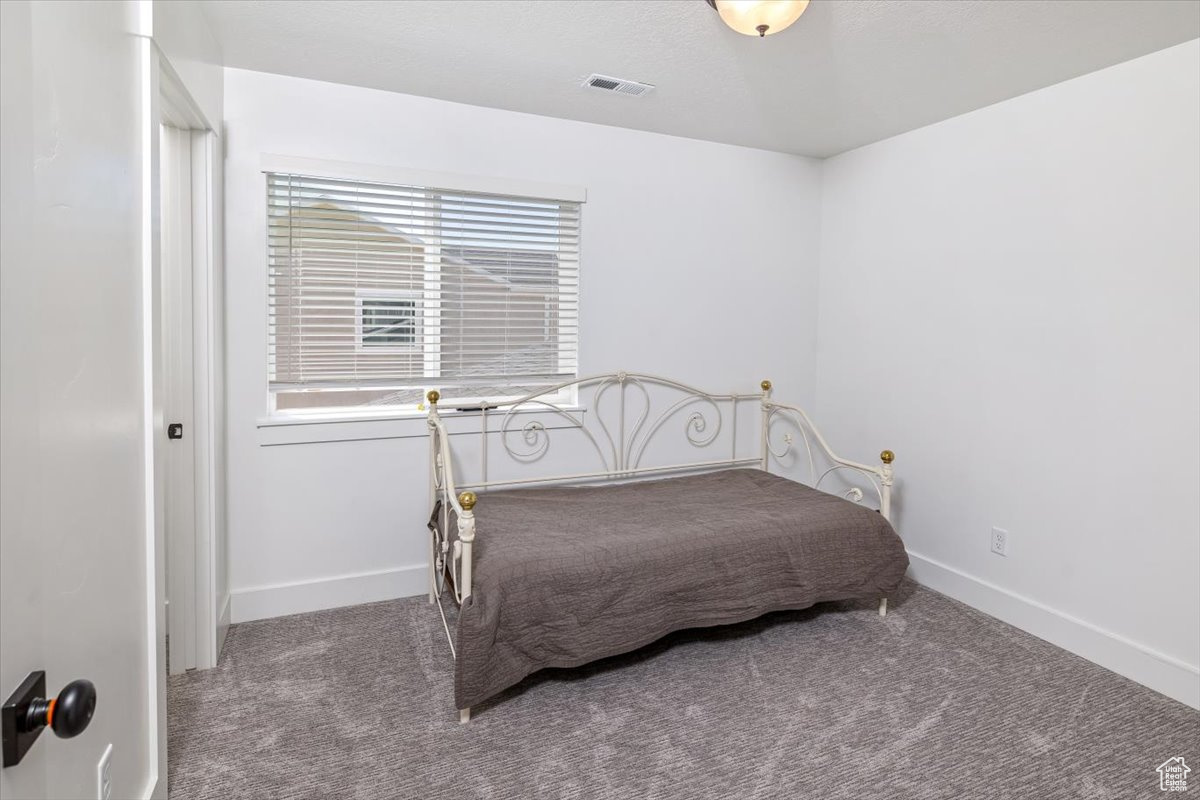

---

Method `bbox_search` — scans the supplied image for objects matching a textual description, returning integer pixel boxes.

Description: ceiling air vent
[582,74,655,98]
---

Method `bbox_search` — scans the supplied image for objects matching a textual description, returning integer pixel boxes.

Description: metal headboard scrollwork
[492,371,757,485]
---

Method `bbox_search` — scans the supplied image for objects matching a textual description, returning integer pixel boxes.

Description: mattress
[445,468,909,709]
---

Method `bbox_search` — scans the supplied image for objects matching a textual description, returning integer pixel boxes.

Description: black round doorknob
[25,679,96,739]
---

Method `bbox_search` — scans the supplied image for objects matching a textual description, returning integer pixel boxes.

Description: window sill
[258,408,431,428]
[256,405,586,447]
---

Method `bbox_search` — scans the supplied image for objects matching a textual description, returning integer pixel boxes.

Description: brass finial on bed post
[426,389,440,406]
[761,379,772,393]
[458,491,477,511]
[880,450,895,464]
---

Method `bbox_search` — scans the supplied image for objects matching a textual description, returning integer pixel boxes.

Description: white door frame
[157,58,226,675]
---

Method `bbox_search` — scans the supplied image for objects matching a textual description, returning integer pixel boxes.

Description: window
[357,292,420,350]
[267,171,581,413]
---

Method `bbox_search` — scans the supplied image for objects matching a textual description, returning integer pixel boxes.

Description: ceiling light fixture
[705,0,809,38]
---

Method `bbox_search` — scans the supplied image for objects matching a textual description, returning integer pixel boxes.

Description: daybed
[424,373,908,722]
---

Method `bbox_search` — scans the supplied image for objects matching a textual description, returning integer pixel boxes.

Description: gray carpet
[167,580,1198,799]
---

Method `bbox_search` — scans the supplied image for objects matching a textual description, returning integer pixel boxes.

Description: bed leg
[878,597,887,617]
[428,550,436,604]
[459,707,471,724]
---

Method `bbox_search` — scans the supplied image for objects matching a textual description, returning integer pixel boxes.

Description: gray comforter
[446,468,908,710]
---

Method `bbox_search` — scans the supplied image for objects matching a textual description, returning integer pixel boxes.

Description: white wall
[223,68,823,622]
[815,39,1200,707]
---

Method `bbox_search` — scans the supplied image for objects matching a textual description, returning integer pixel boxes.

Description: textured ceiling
[203,0,1200,157]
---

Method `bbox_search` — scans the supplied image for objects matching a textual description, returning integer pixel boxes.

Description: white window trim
[260,154,587,203]
[266,384,578,421]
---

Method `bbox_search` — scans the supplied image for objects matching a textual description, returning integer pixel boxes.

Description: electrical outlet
[96,743,113,800]
[991,527,1008,557]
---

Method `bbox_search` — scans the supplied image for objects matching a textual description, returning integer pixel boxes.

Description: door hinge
[167,423,184,440]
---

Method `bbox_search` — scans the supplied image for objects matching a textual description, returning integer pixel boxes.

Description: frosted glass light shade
[710,0,809,37]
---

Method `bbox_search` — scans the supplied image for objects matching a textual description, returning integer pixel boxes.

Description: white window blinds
[267,172,581,411]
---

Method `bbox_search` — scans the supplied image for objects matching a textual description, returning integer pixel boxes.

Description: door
[161,124,198,675]
[0,1,165,798]
[158,106,226,675]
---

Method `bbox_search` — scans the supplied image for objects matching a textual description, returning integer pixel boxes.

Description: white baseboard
[906,550,1199,709]
[230,565,426,623]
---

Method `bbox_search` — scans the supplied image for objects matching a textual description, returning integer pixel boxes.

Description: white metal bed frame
[425,372,895,722]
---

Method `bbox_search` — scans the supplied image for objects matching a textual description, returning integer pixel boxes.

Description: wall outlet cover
[991,527,1009,557]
